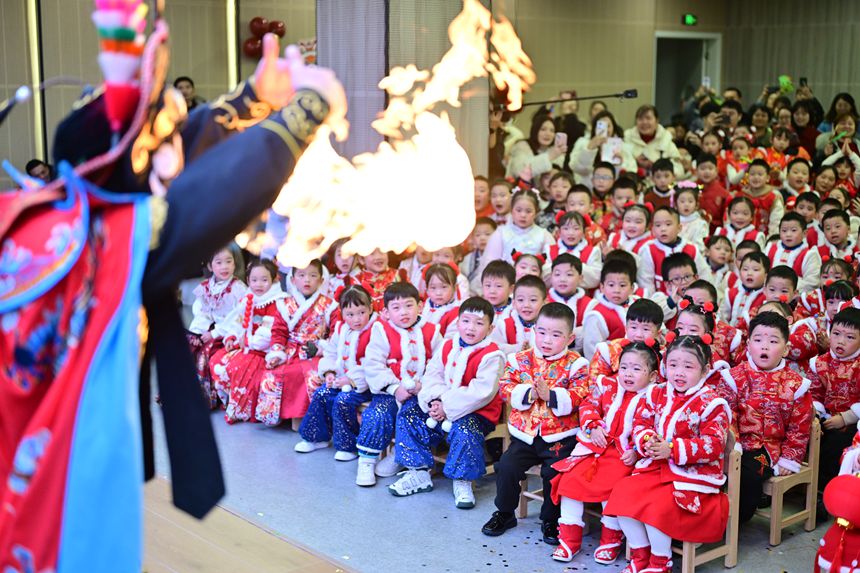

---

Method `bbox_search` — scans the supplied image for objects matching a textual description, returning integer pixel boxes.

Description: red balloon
[268,20,286,37]
[243,37,262,59]
[249,16,269,38]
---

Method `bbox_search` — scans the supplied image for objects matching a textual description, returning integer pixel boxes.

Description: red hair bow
[643,201,655,214]
[664,330,677,344]
[623,200,636,209]
[678,298,691,310]
[779,294,789,303]
[333,285,347,303]
[555,210,567,225]
[534,253,547,265]
[644,336,657,348]
[822,255,831,262]
[702,301,715,313]
[700,333,713,345]
[511,249,524,263]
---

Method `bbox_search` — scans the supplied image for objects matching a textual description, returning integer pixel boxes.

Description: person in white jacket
[571,111,636,185]
[623,105,684,177]
[506,114,567,180]
[388,298,506,508]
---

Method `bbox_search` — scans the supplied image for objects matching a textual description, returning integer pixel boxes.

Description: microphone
[622,89,638,99]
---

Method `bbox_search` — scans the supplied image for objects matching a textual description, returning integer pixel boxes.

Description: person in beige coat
[623,104,684,178]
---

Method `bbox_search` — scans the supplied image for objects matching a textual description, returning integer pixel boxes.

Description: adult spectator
[819,93,858,133]
[25,159,52,183]
[623,104,683,176]
[719,99,744,133]
[791,99,821,157]
[505,112,566,181]
[817,113,860,158]
[571,110,636,183]
[794,83,825,127]
[535,90,587,171]
[173,76,205,110]
[748,103,773,147]
[723,86,742,104]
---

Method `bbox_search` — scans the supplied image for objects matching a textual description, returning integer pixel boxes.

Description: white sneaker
[374,453,403,477]
[334,450,358,462]
[356,458,377,487]
[453,479,475,509]
[388,469,433,496]
[294,440,330,453]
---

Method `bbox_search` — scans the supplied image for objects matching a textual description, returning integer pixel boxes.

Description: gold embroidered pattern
[260,90,328,157]
[148,195,168,251]
[210,80,273,132]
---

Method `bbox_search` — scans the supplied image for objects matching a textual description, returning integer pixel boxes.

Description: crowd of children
[181,88,860,571]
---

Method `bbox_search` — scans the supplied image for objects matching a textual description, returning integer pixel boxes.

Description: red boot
[641,554,673,573]
[551,523,583,562]
[593,526,625,564]
[621,546,651,573]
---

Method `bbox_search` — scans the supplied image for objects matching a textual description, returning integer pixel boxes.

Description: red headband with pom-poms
[511,249,523,263]
[678,298,691,310]
[664,330,677,344]
[555,210,567,225]
[643,201,655,214]
[700,333,714,345]
[623,200,636,210]
[825,279,835,287]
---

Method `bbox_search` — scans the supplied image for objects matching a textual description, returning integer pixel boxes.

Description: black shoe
[542,520,560,545]
[482,511,517,536]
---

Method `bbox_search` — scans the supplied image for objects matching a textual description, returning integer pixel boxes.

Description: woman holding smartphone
[506,113,568,181]
[570,110,636,186]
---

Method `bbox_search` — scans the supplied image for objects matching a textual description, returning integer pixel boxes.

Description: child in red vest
[703,236,733,297]
[721,311,814,523]
[605,203,652,256]
[481,260,516,322]
[355,283,441,486]
[695,152,731,232]
[598,177,637,235]
[809,307,860,492]
[547,253,594,331]
[544,211,601,290]
[550,340,662,563]
[493,275,545,355]
[714,196,765,250]
[721,252,768,329]
[606,335,731,573]
[582,260,638,360]
[588,299,664,383]
[818,209,858,263]
[736,158,785,237]
[767,212,822,293]
[359,249,406,312]
[513,252,544,282]
[294,285,377,460]
[389,297,505,508]
[565,185,608,246]
[686,280,745,366]
[637,206,708,295]
[481,303,590,545]
[795,192,825,248]
[796,258,854,320]
[417,263,461,339]
[643,158,675,211]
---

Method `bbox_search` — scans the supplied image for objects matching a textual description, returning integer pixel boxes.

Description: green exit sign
[682,13,698,26]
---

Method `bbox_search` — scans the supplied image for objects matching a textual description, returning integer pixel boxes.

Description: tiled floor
[149,407,824,573]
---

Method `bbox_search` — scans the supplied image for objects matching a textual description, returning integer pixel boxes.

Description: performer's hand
[589,425,608,448]
[283,43,349,141]
[621,449,638,466]
[255,34,295,110]
[408,380,422,396]
[201,331,214,344]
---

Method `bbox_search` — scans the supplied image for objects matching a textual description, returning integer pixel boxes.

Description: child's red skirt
[550,446,633,504]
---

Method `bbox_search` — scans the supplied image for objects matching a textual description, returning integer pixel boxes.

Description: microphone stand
[518,89,639,108]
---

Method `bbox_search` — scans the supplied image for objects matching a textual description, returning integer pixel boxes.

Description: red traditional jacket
[640,238,701,295]
[363,320,441,395]
[721,360,814,473]
[418,298,460,338]
[766,242,817,279]
[499,348,590,444]
[357,268,404,312]
[492,310,535,355]
[809,350,860,423]
[723,286,766,330]
[787,318,819,374]
[585,222,608,246]
[643,188,674,211]
[598,210,623,235]
[546,288,593,328]
[795,288,825,320]
[606,231,652,255]
[280,290,334,363]
[632,379,731,495]
[714,224,764,250]
[713,320,745,366]
[736,188,781,235]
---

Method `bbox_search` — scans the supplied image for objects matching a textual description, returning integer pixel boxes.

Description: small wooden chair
[515,465,543,518]
[670,431,741,572]
[755,417,821,546]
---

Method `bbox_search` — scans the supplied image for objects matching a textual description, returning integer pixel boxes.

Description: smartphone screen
[596,119,608,138]
[555,132,568,147]
[702,76,711,89]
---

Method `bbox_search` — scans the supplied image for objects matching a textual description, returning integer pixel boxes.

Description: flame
[273,0,534,268]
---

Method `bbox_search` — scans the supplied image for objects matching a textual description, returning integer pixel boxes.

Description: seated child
[724,239,762,294]
[513,252,545,282]
[796,258,854,320]
[638,206,708,295]
[793,192,824,248]
[676,182,709,250]
[715,196,766,250]
[550,340,662,563]
[398,246,431,292]
[388,297,505,508]
[721,311,814,523]
[546,253,594,333]
[808,307,860,492]
[764,264,799,307]
[582,260,638,360]
[355,283,442,486]
[295,285,377,459]
[418,264,462,338]
[589,162,616,221]
[361,249,406,312]
[605,203,652,256]
[643,158,676,211]
[187,245,247,409]
[685,280,745,366]
[818,209,858,263]
[766,212,822,293]
[256,260,334,425]
[703,236,733,298]
[489,179,513,226]
[816,281,859,349]
[736,158,785,237]
[673,298,735,367]
[493,275,546,355]
[482,260,516,321]
[216,260,288,424]
[544,211,601,289]
[605,335,731,573]
[726,134,757,191]
[322,238,359,300]
[481,303,590,544]
[588,299,664,381]
[661,252,704,319]
[757,300,818,374]
[721,252,769,330]
[537,171,575,231]
[481,189,555,275]
[427,246,470,300]
[781,157,812,200]
[696,152,731,231]
[599,177,637,235]
[565,184,607,245]
[461,217,497,296]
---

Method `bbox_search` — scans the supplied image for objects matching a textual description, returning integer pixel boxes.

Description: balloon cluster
[243,17,286,59]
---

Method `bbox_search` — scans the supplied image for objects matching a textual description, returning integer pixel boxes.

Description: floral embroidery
[7,429,51,495]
